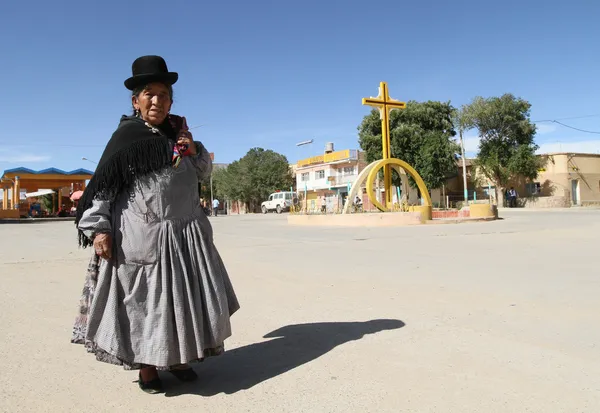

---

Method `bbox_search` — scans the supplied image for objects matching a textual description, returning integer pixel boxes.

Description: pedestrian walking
[212,198,220,216]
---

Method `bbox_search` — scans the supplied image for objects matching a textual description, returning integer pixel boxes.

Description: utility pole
[459,129,468,204]
[210,173,214,207]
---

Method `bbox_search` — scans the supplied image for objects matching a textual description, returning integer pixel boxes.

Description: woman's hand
[176,116,196,156]
[93,233,112,260]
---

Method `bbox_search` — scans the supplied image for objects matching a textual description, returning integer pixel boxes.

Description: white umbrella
[25,189,55,198]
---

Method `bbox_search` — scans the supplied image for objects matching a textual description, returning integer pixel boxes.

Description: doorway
[571,179,580,205]
[338,190,348,210]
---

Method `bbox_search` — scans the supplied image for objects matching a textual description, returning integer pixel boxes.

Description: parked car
[261,191,297,214]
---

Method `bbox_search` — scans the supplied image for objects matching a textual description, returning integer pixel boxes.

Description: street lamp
[296,139,314,146]
[458,133,468,205]
[82,157,97,165]
[295,139,315,211]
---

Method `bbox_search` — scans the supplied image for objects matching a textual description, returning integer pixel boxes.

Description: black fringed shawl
[75,115,177,247]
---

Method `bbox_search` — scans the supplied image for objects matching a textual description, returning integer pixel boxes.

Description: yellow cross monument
[362,82,406,209]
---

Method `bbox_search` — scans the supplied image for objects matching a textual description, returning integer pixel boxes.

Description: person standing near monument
[354,195,363,212]
[71,55,239,394]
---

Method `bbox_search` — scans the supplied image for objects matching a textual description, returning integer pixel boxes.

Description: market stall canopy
[0,167,93,191]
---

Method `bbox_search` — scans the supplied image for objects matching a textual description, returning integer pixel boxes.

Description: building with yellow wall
[295,145,366,212]
[295,143,444,212]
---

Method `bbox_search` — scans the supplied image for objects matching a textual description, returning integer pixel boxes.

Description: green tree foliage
[214,148,293,212]
[198,168,223,202]
[358,100,460,190]
[39,194,54,212]
[462,94,543,204]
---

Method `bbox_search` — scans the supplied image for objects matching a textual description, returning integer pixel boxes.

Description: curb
[0,217,75,224]
[427,216,498,225]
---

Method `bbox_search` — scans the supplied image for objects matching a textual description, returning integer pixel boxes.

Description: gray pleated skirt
[72,213,239,370]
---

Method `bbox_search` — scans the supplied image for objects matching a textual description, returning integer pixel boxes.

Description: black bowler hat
[124,55,179,90]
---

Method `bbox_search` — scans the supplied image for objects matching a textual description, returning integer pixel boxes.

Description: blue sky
[1,0,599,175]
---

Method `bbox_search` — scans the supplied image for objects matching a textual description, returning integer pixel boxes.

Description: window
[268,195,273,201]
[343,166,355,175]
[526,182,541,195]
[315,170,325,179]
[285,193,292,200]
[483,187,495,196]
[301,173,309,182]
[276,193,283,199]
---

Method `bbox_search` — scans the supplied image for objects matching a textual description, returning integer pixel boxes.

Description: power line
[188,124,206,130]
[533,113,600,134]
[548,120,600,135]
[534,113,600,123]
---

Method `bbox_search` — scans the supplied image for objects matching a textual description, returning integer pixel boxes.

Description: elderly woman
[71,55,239,394]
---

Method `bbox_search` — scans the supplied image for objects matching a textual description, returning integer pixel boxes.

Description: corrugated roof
[2,167,94,176]
[0,167,94,186]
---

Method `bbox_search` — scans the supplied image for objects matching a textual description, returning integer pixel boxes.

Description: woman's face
[132,82,172,125]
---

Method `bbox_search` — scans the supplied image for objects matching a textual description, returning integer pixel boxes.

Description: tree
[211,161,242,201]
[199,168,223,202]
[40,194,54,212]
[358,100,460,191]
[215,148,293,212]
[462,94,543,206]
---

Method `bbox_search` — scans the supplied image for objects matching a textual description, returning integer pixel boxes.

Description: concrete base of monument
[426,216,498,225]
[468,203,498,219]
[288,205,499,227]
[287,212,424,227]
[407,205,432,221]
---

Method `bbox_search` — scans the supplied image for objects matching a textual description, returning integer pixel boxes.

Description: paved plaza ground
[1,209,599,412]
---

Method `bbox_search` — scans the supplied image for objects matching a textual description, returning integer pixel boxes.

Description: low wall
[288,212,423,227]
[520,196,571,208]
[432,209,470,219]
[0,210,20,219]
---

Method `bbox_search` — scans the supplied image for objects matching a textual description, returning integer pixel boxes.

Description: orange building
[0,167,93,218]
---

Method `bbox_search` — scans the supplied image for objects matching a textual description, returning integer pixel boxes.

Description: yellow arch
[366,158,432,212]
[342,160,379,214]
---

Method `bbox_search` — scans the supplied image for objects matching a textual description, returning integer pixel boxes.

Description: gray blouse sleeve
[77,199,112,238]
[189,141,213,181]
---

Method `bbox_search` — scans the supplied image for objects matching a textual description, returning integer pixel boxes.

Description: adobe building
[517,152,600,207]
[445,153,600,208]
[0,167,93,218]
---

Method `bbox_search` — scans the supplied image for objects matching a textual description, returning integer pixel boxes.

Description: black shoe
[169,367,198,382]
[138,372,164,394]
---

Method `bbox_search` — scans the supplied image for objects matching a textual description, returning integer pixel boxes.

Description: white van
[261,191,296,214]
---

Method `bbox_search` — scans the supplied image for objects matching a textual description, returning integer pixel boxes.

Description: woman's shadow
[165,319,405,397]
